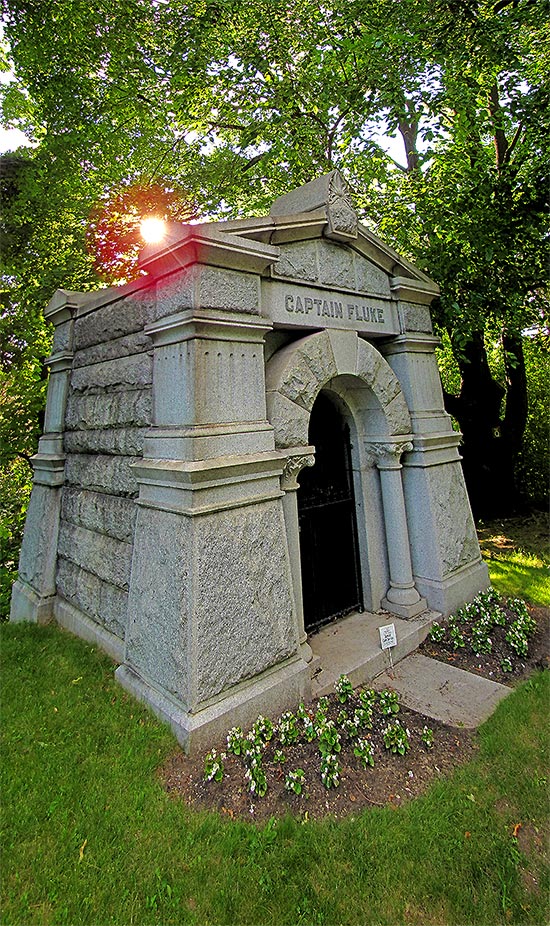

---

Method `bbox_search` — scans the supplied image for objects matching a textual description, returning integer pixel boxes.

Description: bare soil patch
[159,601,547,825]
[160,700,477,824]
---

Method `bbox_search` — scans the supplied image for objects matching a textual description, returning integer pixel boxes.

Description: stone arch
[265,328,411,448]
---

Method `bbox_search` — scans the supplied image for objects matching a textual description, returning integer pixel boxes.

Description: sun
[140,216,167,244]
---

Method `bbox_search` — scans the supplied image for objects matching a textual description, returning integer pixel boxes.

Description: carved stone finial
[326,171,358,241]
[269,170,358,241]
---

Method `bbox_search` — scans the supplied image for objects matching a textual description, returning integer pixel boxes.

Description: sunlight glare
[140,216,167,244]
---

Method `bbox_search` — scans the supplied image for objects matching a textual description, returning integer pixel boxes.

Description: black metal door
[297,392,364,632]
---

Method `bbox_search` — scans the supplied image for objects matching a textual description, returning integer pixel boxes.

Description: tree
[1,0,549,520]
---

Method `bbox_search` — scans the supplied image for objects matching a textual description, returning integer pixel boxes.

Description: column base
[381,595,428,619]
[10,579,55,625]
[300,640,314,663]
[115,654,311,754]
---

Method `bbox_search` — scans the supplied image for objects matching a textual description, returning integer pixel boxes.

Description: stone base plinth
[115,655,311,753]
[380,595,428,620]
[414,558,490,617]
[10,579,55,625]
[55,597,125,663]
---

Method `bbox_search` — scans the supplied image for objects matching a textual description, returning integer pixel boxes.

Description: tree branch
[503,121,524,164]
[488,83,509,171]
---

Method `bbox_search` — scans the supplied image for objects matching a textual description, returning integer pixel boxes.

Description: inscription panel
[262,280,399,335]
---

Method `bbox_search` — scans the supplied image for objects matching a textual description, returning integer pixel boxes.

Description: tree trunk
[501,332,529,505]
[442,330,522,518]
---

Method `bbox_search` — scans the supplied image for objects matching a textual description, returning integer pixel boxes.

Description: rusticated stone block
[74,290,157,350]
[61,488,136,542]
[58,521,133,589]
[18,484,62,594]
[153,270,196,320]
[73,332,152,369]
[266,331,337,411]
[52,320,73,353]
[432,466,481,574]
[56,557,128,639]
[355,340,384,386]
[64,427,145,456]
[197,265,261,313]
[125,507,192,706]
[65,389,152,431]
[272,240,318,282]
[384,392,413,435]
[193,499,297,703]
[65,454,140,496]
[400,301,434,334]
[70,353,152,394]
[355,255,391,296]
[317,240,355,290]
[266,390,310,448]
[374,363,403,407]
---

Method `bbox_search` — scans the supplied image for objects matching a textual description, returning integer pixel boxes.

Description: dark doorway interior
[297,392,364,632]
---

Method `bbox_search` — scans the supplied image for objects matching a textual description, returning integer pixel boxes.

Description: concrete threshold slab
[309,609,438,699]
[373,652,511,728]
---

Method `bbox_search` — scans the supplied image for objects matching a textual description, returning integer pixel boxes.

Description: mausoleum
[11,171,489,750]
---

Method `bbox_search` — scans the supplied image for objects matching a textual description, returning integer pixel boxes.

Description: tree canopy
[1,0,549,519]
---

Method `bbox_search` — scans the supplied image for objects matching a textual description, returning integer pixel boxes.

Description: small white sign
[379,623,397,650]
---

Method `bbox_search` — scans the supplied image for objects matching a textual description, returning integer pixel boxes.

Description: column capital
[44,351,74,373]
[44,289,83,327]
[280,446,315,491]
[365,439,413,470]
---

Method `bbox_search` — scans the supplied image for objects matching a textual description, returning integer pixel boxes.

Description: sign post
[379,622,397,675]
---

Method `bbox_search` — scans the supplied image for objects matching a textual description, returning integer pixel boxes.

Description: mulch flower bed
[158,593,549,823]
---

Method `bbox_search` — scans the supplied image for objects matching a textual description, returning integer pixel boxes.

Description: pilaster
[380,333,489,615]
[122,257,311,751]
[10,292,77,624]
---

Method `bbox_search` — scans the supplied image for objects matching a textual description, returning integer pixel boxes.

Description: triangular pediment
[213,169,438,299]
[138,172,438,314]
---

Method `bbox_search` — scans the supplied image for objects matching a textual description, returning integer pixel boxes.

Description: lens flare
[140,216,167,244]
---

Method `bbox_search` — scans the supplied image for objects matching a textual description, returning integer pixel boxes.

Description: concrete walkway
[373,652,512,728]
[309,609,437,699]
[308,609,512,728]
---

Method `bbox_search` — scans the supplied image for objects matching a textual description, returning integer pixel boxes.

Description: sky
[0,125,30,152]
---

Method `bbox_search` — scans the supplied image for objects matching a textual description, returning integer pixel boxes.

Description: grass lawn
[2,513,549,924]
[478,511,550,606]
[2,618,549,925]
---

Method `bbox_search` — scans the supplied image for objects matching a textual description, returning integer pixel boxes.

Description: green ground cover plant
[203,682,429,802]
[2,618,548,926]
[428,590,538,671]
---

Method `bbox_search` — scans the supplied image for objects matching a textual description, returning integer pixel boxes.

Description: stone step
[309,609,439,700]
[373,653,511,728]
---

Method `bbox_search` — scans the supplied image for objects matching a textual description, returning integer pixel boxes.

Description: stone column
[367,440,427,619]
[381,333,489,615]
[280,448,315,662]
[10,294,77,624]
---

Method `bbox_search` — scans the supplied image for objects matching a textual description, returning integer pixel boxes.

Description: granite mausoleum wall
[11,171,490,751]
[55,287,155,647]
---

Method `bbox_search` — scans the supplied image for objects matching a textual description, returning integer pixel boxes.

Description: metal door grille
[298,393,363,632]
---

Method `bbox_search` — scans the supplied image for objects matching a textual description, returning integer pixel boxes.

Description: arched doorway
[297,392,364,631]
